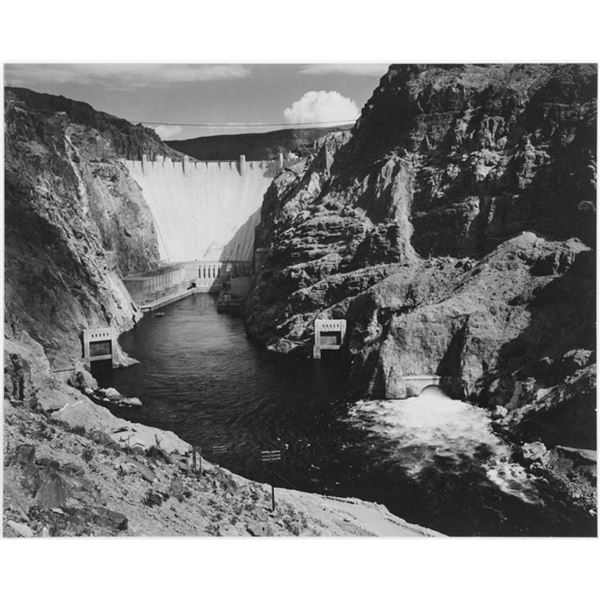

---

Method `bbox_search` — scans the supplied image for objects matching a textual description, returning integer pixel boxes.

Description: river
[96,294,595,536]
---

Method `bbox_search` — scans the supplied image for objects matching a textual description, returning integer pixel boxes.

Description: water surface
[97,294,595,536]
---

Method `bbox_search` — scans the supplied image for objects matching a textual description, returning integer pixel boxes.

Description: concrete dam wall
[123,156,277,262]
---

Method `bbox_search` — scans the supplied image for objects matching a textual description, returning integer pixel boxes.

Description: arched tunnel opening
[417,384,448,399]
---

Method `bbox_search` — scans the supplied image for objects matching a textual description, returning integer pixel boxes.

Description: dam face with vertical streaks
[123,156,277,262]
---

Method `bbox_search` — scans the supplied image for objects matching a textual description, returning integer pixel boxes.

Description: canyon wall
[123,157,276,262]
[245,64,597,449]
[4,87,168,369]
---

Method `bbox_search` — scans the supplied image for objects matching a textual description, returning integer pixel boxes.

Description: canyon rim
[2,63,597,538]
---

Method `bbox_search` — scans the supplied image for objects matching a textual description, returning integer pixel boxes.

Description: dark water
[97,294,595,536]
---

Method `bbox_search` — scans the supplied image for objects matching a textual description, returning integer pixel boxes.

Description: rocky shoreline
[3,333,440,537]
[5,314,595,537]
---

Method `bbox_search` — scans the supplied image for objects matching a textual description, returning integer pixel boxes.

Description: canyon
[4,85,431,537]
[3,64,597,536]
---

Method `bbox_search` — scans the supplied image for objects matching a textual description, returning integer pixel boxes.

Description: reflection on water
[97,294,595,536]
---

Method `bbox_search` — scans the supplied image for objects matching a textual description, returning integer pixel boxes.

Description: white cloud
[299,64,389,77]
[283,90,360,125]
[4,63,251,89]
[151,124,183,140]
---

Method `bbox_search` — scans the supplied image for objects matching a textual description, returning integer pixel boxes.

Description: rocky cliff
[245,64,597,450]
[4,87,176,369]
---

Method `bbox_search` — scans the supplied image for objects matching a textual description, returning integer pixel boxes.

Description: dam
[123,155,279,263]
[118,153,277,311]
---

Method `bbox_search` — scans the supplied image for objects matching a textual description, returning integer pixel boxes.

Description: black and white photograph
[3,60,596,538]
[0,3,598,598]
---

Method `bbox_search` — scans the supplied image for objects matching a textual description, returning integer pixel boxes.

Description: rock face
[4,87,174,368]
[245,64,596,449]
[517,441,596,516]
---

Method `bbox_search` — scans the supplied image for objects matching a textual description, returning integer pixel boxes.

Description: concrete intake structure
[82,328,117,368]
[313,319,347,359]
[123,155,279,263]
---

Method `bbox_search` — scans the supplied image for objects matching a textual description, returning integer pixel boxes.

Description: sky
[4,63,389,139]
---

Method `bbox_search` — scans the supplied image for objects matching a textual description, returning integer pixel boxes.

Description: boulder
[96,387,143,407]
[492,405,508,419]
[169,475,185,501]
[6,520,34,537]
[67,368,97,391]
[92,507,128,532]
[521,441,549,464]
[34,468,69,508]
[14,444,36,465]
[100,387,121,400]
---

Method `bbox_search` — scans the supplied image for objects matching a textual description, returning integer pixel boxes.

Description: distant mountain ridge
[166,124,353,161]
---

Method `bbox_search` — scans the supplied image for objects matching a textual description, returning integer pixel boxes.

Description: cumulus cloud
[299,64,388,77]
[152,124,183,140]
[283,90,360,125]
[4,63,251,89]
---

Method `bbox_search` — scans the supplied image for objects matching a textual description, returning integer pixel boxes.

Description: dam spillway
[123,155,277,263]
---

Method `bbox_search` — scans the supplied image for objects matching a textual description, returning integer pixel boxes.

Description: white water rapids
[346,387,542,505]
